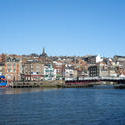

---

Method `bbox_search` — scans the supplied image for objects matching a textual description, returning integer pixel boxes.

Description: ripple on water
[0,88,125,125]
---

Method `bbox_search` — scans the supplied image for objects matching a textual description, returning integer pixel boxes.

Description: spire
[43,48,45,54]
[40,48,48,57]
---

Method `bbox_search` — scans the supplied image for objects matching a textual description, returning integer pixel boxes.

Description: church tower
[40,48,48,57]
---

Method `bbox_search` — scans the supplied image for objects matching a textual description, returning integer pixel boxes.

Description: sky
[0,0,125,57]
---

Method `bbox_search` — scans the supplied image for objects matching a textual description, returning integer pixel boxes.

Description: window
[7,63,11,67]
[14,69,16,72]
[13,63,16,66]
[36,66,40,69]
[7,69,12,72]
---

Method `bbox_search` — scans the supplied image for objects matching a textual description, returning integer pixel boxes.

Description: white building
[96,55,103,63]
[65,64,77,80]
[44,64,56,80]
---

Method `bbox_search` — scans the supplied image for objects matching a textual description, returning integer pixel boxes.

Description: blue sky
[0,0,125,57]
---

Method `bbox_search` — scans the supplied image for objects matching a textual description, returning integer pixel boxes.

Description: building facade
[0,63,5,75]
[44,64,56,80]
[53,61,65,80]
[88,65,99,77]
[65,65,78,80]
[4,56,22,82]
[22,60,44,81]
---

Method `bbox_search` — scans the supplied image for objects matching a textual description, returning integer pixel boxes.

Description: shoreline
[6,80,125,89]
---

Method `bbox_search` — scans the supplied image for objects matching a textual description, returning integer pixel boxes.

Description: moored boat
[0,75,7,87]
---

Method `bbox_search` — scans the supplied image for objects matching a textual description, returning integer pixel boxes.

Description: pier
[9,80,64,88]
[8,77,125,89]
[65,77,125,84]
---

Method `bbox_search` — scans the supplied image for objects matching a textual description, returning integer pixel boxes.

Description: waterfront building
[1,51,125,81]
[65,64,78,80]
[44,64,56,80]
[97,60,118,77]
[109,69,118,77]
[4,56,22,82]
[88,65,99,77]
[22,60,44,81]
[73,58,88,78]
[77,68,88,78]
[0,63,5,75]
[53,61,65,80]
[114,55,125,69]
[0,54,6,63]
[99,62,109,77]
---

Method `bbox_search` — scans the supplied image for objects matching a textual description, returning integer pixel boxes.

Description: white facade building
[44,64,56,80]
[96,55,103,63]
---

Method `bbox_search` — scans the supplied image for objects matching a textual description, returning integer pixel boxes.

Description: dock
[8,77,125,89]
[9,80,65,88]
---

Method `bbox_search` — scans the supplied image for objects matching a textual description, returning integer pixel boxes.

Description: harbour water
[0,87,125,125]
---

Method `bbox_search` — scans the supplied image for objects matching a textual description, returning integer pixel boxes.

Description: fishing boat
[0,75,7,87]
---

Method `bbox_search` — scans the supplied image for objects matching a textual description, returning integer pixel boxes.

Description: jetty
[8,77,125,89]
[9,80,64,88]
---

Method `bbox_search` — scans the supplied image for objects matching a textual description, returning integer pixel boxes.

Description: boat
[0,75,7,87]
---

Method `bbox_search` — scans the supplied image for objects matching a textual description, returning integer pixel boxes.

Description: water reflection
[0,88,125,125]
[0,88,59,95]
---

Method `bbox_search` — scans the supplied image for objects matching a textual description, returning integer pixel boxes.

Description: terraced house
[44,64,56,80]
[4,56,22,82]
[22,60,44,81]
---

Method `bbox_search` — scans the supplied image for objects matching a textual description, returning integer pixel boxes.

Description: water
[0,88,125,125]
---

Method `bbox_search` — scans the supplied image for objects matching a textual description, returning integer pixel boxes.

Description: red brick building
[4,56,22,82]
